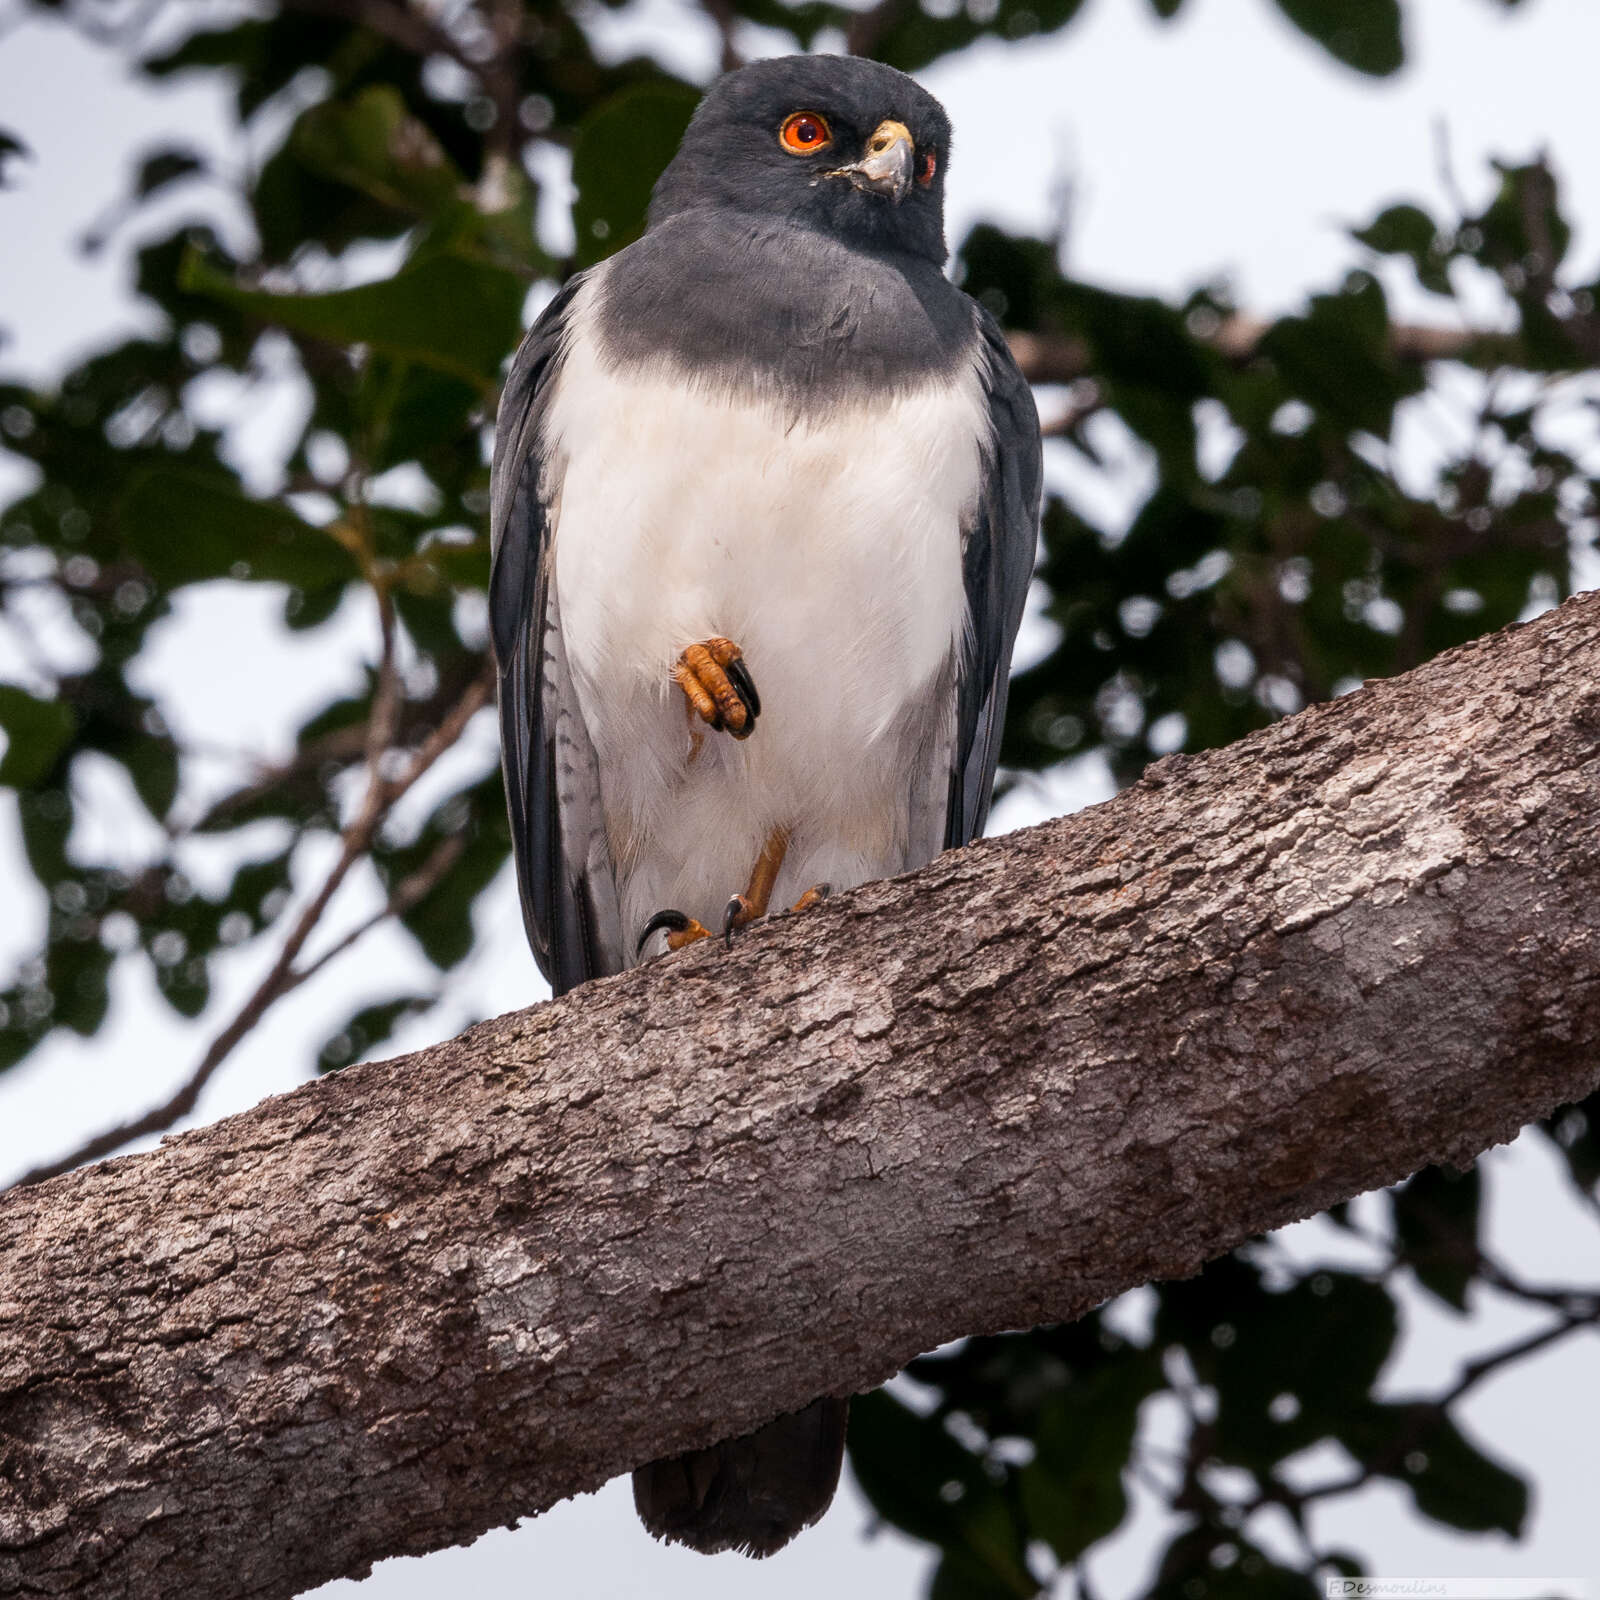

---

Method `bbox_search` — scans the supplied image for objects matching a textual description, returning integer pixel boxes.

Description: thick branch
[1007,317,1527,385]
[6,592,1600,1599]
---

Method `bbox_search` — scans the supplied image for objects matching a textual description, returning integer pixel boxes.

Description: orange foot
[636,910,713,958]
[673,637,760,740]
[641,833,825,963]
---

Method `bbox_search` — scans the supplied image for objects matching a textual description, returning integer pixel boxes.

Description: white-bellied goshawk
[489,52,1042,1560]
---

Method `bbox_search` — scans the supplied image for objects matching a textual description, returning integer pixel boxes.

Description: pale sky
[1,1,1598,1595]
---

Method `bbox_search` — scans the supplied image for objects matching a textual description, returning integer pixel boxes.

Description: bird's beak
[826,119,915,205]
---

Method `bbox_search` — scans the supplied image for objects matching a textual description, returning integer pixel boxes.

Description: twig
[1255,1306,1600,1518]
[278,0,521,153]
[9,661,493,1189]
[697,0,744,72]
[184,657,488,835]
[1439,1311,1594,1408]
[291,830,468,989]
[846,0,913,58]
[1039,382,1102,440]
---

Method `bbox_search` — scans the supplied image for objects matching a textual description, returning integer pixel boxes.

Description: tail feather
[632,1396,849,1558]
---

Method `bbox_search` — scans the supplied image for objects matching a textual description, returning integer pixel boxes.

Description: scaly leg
[722,827,790,942]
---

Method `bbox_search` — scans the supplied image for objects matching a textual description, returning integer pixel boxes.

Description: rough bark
[5,591,1600,1600]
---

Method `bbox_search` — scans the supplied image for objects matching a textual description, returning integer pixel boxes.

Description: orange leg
[724,827,790,937]
[638,836,830,960]
[672,637,761,740]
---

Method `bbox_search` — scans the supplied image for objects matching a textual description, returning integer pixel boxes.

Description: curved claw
[725,655,762,724]
[638,908,690,958]
[722,894,748,947]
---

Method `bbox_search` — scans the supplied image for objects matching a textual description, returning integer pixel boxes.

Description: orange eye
[917,149,937,187]
[779,112,831,154]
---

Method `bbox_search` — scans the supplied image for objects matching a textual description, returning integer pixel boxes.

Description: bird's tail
[631,1396,849,1558]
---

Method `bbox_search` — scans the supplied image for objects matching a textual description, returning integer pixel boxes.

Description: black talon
[722,895,746,946]
[726,655,761,725]
[638,908,690,958]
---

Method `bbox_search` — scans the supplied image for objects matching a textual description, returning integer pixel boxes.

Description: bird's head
[648,55,952,265]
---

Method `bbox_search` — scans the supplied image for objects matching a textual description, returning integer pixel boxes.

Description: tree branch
[6,592,1600,1599]
[1007,317,1529,386]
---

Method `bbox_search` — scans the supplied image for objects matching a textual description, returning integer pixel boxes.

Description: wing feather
[490,278,623,995]
[944,309,1043,849]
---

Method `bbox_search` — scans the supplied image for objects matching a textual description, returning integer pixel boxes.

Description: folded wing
[489,279,624,995]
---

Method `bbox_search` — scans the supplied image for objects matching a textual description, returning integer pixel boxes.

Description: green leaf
[154,956,210,1019]
[383,774,508,971]
[0,127,33,187]
[1542,1091,1600,1202]
[283,580,349,632]
[1061,280,1209,399]
[0,686,75,788]
[1017,1350,1157,1562]
[369,366,481,473]
[1352,202,1453,295]
[292,86,461,220]
[17,784,73,882]
[1273,0,1404,76]
[318,994,432,1073]
[1391,1165,1481,1312]
[143,13,350,123]
[956,225,1061,334]
[180,250,526,390]
[117,465,355,589]
[135,147,206,200]
[1351,202,1435,258]
[571,83,700,270]
[49,936,113,1038]
[929,1522,1038,1599]
[289,88,543,278]
[849,1389,995,1546]
[1261,273,1423,436]
[865,0,1089,71]
[849,1390,1036,1594]
[1156,1258,1400,1473]
[1337,1403,1527,1535]
[1150,1529,1322,1597]
[119,734,180,823]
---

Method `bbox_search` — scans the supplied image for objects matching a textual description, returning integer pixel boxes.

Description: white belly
[546,278,987,949]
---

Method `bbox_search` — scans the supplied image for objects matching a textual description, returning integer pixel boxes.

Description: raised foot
[674,637,760,740]
[637,909,713,958]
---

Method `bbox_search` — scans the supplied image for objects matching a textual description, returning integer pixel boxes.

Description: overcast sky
[2,1,1598,1595]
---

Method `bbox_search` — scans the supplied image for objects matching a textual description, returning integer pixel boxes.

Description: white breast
[545,272,988,948]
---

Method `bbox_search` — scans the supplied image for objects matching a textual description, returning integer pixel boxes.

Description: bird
[488,52,1042,1559]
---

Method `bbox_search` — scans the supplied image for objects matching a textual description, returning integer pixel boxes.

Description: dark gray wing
[944,307,1043,849]
[489,277,623,996]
